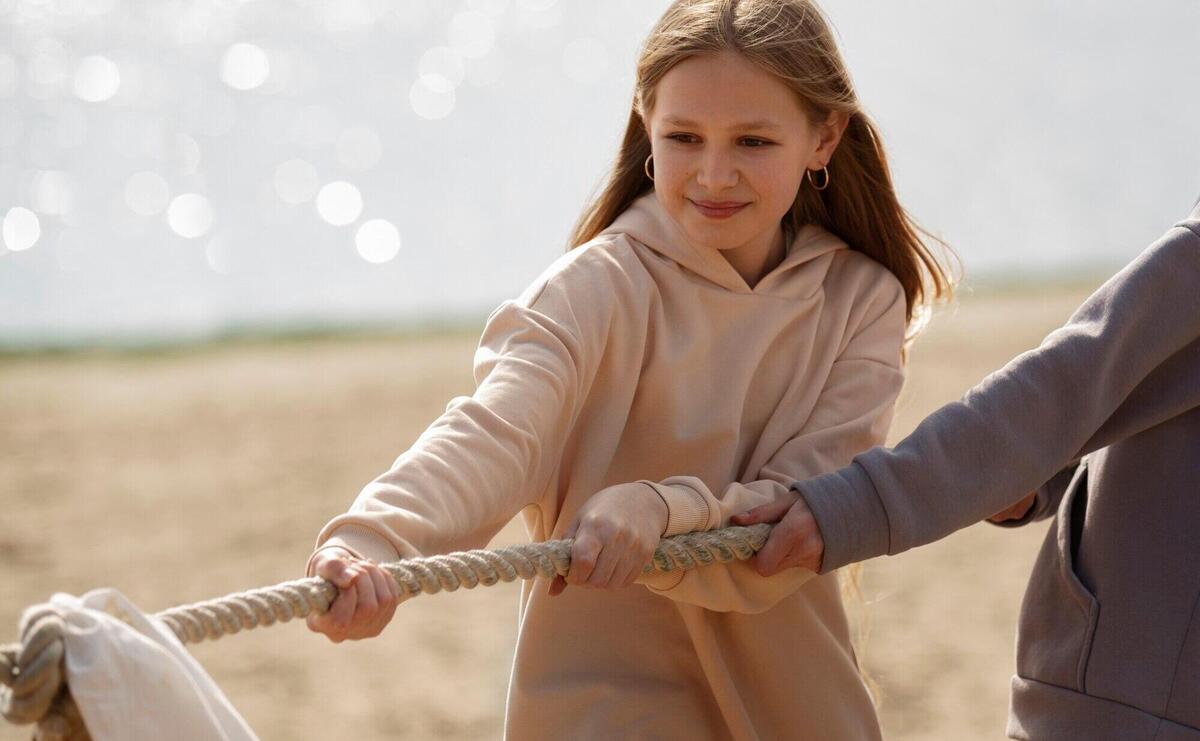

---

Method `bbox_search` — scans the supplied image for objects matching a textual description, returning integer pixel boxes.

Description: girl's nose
[695,150,739,191]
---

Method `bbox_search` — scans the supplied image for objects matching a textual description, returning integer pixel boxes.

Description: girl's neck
[720,224,789,289]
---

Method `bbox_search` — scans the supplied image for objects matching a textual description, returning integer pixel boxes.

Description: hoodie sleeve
[307,249,619,573]
[636,272,907,613]
[798,218,1200,574]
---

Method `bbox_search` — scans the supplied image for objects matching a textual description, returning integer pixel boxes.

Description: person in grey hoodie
[733,197,1200,740]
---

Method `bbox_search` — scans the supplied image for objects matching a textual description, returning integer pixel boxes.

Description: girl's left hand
[548,482,668,596]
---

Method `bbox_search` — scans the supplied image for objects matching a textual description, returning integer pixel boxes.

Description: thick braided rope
[154,524,771,643]
[1,523,771,737]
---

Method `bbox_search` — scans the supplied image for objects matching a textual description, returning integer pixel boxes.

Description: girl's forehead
[651,52,807,125]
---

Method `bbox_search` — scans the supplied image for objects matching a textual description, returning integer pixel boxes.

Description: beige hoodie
[309,191,907,740]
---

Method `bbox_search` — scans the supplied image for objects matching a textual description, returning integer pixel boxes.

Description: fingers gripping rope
[1,524,772,738]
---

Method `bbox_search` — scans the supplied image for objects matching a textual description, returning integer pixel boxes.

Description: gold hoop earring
[644,154,655,181]
[807,166,830,191]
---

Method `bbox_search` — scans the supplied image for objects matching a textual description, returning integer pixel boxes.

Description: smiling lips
[690,199,749,219]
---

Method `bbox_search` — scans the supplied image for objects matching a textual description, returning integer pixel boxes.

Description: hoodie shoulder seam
[516,234,650,335]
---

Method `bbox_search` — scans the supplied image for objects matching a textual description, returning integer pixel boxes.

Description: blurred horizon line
[3,265,1120,356]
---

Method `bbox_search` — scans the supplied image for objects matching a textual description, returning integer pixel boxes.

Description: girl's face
[645,51,842,257]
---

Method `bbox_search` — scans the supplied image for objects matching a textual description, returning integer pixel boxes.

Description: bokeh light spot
[3,207,41,252]
[355,219,401,264]
[409,74,456,120]
[166,193,214,238]
[448,11,496,60]
[316,181,363,226]
[30,170,75,215]
[274,158,319,204]
[562,37,609,85]
[419,46,466,87]
[72,55,121,102]
[220,43,270,91]
[336,126,383,171]
[124,171,171,215]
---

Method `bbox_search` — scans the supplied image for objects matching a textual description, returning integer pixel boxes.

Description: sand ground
[0,284,1097,740]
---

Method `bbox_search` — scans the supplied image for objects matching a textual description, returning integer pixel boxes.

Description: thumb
[315,556,355,590]
[732,496,795,525]
[548,519,580,596]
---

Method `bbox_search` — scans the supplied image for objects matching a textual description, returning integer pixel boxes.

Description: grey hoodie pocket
[1015,463,1100,692]
[1164,584,1200,728]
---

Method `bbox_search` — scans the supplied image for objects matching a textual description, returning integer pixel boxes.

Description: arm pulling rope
[1,524,772,740]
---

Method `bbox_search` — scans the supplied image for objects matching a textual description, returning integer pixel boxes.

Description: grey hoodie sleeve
[796,208,1200,573]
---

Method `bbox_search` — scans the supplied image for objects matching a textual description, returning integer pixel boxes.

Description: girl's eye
[664,133,773,147]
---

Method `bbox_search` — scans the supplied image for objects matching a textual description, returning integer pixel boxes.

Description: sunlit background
[1,0,1198,348]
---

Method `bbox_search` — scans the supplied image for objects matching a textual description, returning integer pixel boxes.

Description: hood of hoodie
[598,191,847,295]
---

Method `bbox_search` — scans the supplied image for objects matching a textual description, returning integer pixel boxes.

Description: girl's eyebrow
[662,115,782,131]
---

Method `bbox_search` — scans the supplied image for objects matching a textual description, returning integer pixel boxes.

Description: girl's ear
[810,110,850,169]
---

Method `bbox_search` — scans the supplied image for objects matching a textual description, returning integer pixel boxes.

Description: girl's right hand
[731,490,825,576]
[305,547,400,642]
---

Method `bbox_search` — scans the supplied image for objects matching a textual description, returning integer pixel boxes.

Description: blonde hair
[568,0,957,328]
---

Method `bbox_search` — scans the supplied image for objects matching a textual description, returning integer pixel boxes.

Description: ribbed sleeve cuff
[791,462,891,574]
[305,523,405,577]
[639,480,710,536]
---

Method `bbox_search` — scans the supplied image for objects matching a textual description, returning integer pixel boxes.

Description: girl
[307,1,953,738]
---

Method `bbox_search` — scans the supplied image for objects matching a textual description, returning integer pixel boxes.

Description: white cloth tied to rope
[44,589,256,741]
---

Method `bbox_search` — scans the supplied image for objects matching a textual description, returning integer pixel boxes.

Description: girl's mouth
[690,199,748,219]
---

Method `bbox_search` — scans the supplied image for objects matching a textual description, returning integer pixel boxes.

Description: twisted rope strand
[1,523,771,739]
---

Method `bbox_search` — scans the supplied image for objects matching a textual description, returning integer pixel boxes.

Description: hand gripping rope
[1,524,772,741]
